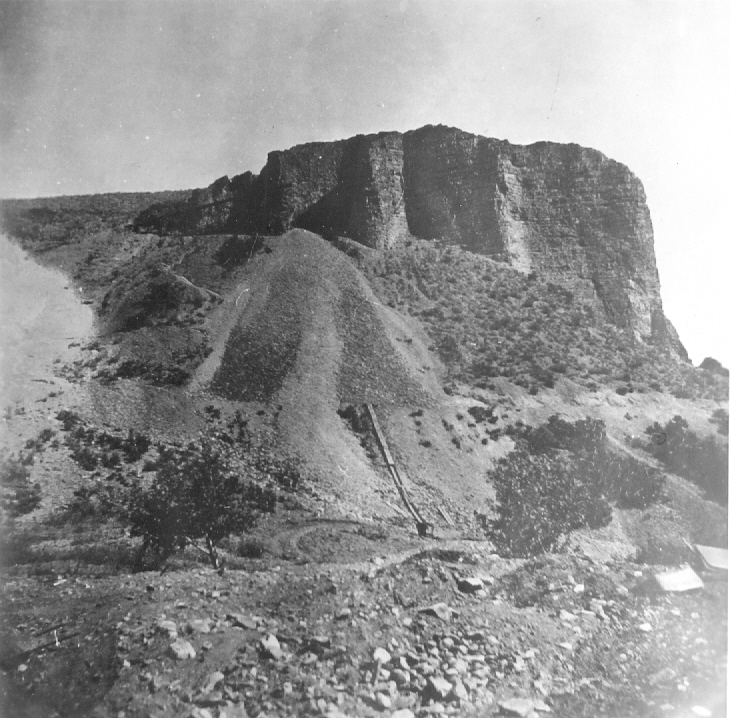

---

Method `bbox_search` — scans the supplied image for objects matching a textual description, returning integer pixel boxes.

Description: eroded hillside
[0,156,729,718]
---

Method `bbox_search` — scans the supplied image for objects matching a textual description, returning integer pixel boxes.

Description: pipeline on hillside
[364,403,431,537]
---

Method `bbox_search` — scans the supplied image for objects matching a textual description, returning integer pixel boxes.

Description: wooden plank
[391,463,424,525]
[383,500,408,518]
[365,404,395,468]
[365,403,425,526]
[438,506,454,527]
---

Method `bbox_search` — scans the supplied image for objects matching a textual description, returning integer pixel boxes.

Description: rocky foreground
[1,518,726,718]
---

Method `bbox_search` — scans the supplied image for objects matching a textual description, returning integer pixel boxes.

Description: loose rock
[419,603,458,621]
[202,671,224,693]
[227,612,256,629]
[157,619,178,638]
[259,633,283,660]
[374,647,392,665]
[168,638,196,660]
[390,710,416,718]
[498,697,536,716]
[425,676,453,702]
[457,577,485,594]
[189,619,213,634]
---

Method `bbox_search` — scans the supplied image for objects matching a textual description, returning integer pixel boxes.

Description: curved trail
[265,518,371,561]
[263,517,490,569]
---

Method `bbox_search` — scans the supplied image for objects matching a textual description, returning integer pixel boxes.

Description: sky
[0,0,735,368]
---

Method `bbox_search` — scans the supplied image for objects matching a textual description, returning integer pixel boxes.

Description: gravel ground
[1,530,727,718]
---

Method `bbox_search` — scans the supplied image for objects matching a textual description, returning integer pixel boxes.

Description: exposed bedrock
[161,125,684,354]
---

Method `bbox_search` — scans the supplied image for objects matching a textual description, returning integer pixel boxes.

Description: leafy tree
[1,456,42,518]
[125,439,276,568]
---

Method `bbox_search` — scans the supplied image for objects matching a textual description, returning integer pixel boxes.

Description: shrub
[337,405,378,460]
[61,482,126,520]
[124,439,276,568]
[122,429,151,463]
[484,416,666,557]
[642,415,728,505]
[70,445,98,471]
[233,535,266,559]
[271,458,302,492]
[481,449,612,557]
[1,457,42,518]
[56,409,82,431]
[709,408,729,437]
[100,451,121,468]
[699,357,729,377]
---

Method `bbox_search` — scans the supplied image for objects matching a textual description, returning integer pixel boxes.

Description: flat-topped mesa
[146,125,683,354]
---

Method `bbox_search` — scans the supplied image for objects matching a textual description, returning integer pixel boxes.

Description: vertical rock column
[348,133,408,250]
[402,127,507,256]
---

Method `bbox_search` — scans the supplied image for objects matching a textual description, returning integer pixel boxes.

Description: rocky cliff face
[155,125,683,353]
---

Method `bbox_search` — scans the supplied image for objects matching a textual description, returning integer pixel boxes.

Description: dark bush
[101,451,121,468]
[484,416,666,557]
[337,405,379,460]
[71,445,98,471]
[642,415,728,504]
[709,408,729,437]
[61,482,126,520]
[699,357,729,377]
[467,405,493,423]
[480,450,612,557]
[271,458,302,492]
[233,536,266,559]
[123,430,151,463]
[1,457,42,517]
[125,440,276,568]
[56,409,82,431]
[436,333,463,365]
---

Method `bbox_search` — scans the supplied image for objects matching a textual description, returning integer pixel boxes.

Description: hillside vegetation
[355,241,726,401]
[1,191,191,252]
[0,190,729,718]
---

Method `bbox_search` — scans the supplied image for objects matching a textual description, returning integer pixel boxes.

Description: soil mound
[198,230,438,515]
[209,229,430,407]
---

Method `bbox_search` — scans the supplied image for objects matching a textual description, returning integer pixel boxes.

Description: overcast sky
[0,0,734,367]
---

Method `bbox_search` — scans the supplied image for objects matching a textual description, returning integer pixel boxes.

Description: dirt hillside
[0,219,729,718]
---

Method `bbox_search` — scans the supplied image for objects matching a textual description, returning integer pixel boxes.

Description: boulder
[259,634,282,660]
[168,638,196,660]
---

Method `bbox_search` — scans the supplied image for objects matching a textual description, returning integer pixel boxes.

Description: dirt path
[188,250,274,392]
[262,516,491,568]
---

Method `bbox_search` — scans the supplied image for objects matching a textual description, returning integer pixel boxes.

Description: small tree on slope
[126,439,276,568]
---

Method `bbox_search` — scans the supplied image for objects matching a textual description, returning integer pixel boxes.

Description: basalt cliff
[134,125,683,355]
